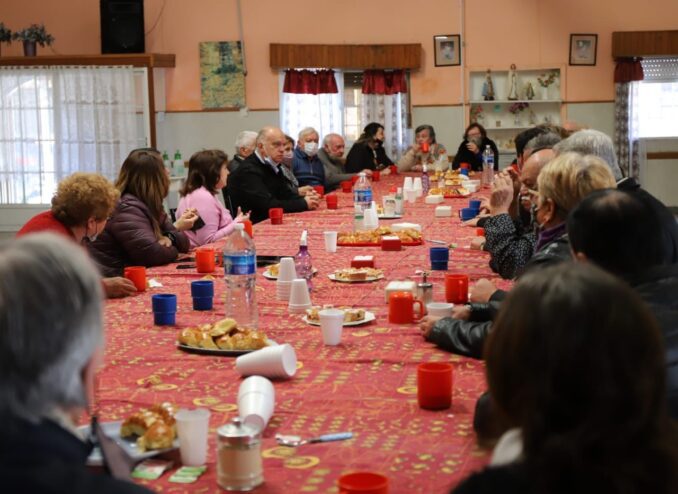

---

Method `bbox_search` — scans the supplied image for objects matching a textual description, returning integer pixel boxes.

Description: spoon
[275,431,353,447]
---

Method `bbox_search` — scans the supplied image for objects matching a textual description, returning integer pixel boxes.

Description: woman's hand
[419,315,442,339]
[466,141,479,154]
[489,174,514,215]
[470,237,486,250]
[234,207,250,223]
[470,279,498,303]
[174,208,199,231]
[158,236,172,248]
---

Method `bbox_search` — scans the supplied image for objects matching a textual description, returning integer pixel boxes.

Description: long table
[97,174,509,493]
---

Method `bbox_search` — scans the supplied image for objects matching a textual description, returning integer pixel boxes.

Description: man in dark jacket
[227,126,320,224]
[0,234,152,494]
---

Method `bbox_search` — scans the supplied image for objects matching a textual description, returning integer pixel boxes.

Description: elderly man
[228,130,257,173]
[317,133,369,188]
[0,233,152,493]
[555,129,678,264]
[227,126,320,223]
[292,127,325,187]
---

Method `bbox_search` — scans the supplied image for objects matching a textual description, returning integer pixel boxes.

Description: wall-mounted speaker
[100,0,145,54]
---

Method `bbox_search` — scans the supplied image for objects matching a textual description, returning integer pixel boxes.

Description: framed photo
[434,35,461,67]
[569,34,598,66]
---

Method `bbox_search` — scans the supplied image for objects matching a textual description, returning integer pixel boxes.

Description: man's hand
[489,174,514,215]
[381,167,391,175]
[102,277,137,298]
[158,236,172,248]
[470,278,498,303]
[298,185,314,196]
[174,208,199,231]
[466,142,479,154]
[451,304,471,320]
[419,315,442,339]
[470,236,486,250]
[305,194,321,209]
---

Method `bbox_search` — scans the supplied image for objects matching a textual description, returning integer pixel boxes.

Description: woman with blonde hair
[89,150,194,276]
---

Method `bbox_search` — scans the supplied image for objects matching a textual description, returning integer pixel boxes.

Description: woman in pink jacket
[177,149,247,248]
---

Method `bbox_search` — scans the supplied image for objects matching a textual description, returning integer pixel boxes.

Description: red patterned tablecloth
[98,174,507,493]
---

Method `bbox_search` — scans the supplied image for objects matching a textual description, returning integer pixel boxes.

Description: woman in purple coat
[89,150,194,277]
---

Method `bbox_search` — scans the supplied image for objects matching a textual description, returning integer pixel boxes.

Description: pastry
[267,263,280,277]
[210,318,237,337]
[136,420,176,452]
[121,403,177,452]
[306,306,366,323]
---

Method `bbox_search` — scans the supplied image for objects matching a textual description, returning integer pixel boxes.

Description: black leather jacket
[427,232,571,358]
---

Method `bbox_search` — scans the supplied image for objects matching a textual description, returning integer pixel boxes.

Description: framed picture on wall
[434,35,461,67]
[569,34,598,66]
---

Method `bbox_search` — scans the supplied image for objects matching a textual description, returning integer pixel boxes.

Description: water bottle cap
[235,223,245,231]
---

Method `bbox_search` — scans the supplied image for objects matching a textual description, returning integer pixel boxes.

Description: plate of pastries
[328,267,384,283]
[303,306,376,326]
[337,227,422,246]
[263,263,318,280]
[177,318,273,355]
[428,186,470,198]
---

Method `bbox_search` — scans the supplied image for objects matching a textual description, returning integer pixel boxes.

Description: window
[636,58,678,138]
[343,72,363,144]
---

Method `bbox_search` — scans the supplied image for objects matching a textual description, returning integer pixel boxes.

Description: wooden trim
[612,30,678,58]
[0,53,175,68]
[270,44,421,70]
[563,100,615,104]
[148,68,156,148]
[647,151,678,160]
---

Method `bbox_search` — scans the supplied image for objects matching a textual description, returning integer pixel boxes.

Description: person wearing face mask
[317,133,371,189]
[281,135,317,197]
[17,172,137,299]
[345,122,394,173]
[452,123,499,171]
[292,127,326,187]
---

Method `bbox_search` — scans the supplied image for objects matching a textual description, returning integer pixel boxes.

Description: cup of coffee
[417,362,453,410]
[445,274,469,304]
[123,266,146,292]
[426,302,454,318]
[388,291,424,324]
[269,208,284,225]
[195,248,216,273]
[326,194,339,210]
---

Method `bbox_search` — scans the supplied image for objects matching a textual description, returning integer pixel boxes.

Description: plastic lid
[300,230,308,246]
[217,417,262,446]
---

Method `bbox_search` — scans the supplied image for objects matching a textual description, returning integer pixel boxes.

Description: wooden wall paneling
[270,44,421,69]
[612,30,678,58]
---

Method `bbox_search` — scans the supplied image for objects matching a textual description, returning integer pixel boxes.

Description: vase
[513,115,522,126]
[541,86,549,100]
[23,41,37,57]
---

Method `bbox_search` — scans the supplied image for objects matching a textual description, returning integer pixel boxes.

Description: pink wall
[3,0,678,111]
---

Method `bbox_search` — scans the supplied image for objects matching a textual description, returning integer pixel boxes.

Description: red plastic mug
[388,292,424,324]
[123,266,146,292]
[445,274,469,304]
[351,175,360,185]
[268,207,284,225]
[475,227,485,237]
[313,185,325,197]
[242,219,253,238]
[326,194,339,210]
[389,164,398,175]
[371,170,380,182]
[421,142,430,153]
[338,472,389,494]
[417,362,453,410]
[195,248,216,273]
[341,180,353,192]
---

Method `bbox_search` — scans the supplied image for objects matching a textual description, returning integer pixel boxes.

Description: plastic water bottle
[173,150,184,177]
[353,172,372,214]
[394,187,404,215]
[223,223,258,328]
[294,230,313,291]
[162,151,172,176]
[482,145,494,187]
[421,164,430,196]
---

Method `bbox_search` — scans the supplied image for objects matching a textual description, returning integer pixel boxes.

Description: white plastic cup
[324,231,338,253]
[426,302,454,318]
[238,376,275,430]
[235,343,297,379]
[403,177,413,190]
[405,189,417,204]
[277,257,297,282]
[319,308,345,346]
[276,280,292,301]
[175,408,211,466]
[289,279,311,308]
[413,177,423,197]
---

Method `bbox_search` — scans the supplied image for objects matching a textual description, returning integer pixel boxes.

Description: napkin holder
[435,206,452,217]
[385,280,417,303]
[425,195,444,204]
[381,236,401,251]
[351,255,375,268]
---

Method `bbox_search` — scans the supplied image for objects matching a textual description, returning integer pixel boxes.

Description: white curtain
[361,92,408,161]
[279,71,343,142]
[0,65,137,204]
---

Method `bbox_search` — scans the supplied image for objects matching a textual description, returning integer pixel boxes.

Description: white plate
[302,310,376,327]
[79,420,179,466]
[378,214,403,219]
[177,339,277,356]
[328,273,384,283]
[263,267,318,280]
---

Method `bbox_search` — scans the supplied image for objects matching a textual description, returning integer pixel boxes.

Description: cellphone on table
[176,264,197,270]
[190,216,206,232]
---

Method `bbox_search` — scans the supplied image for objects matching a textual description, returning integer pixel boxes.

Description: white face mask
[303,142,318,157]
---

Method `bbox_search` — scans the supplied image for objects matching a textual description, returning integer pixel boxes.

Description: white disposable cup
[175,408,211,466]
[289,279,311,307]
[413,177,423,197]
[235,343,297,379]
[277,257,297,282]
[405,189,417,204]
[427,302,454,318]
[276,280,292,301]
[319,308,345,346]
[238,376,275,430]
[324,231,338,253]
[403,177,413,190]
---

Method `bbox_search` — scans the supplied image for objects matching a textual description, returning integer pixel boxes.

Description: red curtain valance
[283,69,338,94]
[362,70,407,95]
[614,58,644,83]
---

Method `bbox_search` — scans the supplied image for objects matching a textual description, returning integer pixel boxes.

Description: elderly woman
[345,122,394,173]
[452,123,499,172]
[451,264,678,494]
[0,234,153,493]
[397,124,448,172]
[421,152,617,359]
[89,150,194,277]
[177,149,247,248]
[17,172,136,298]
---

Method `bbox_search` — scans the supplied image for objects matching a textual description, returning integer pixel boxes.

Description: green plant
[537,72,558,88]
[12,24,54,46]
[0,23,12,43]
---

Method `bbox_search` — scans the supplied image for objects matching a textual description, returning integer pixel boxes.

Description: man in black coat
[227,126,320,224]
